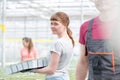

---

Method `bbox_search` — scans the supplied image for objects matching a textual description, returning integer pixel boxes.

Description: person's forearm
[76,65,88,80]
[76,58,88,80]
[76,44,88,80]
[34,66,55,74]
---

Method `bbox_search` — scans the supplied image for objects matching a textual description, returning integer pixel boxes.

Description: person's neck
[57,31,69,39]
[99,10,118,22]
[24,46,28,49]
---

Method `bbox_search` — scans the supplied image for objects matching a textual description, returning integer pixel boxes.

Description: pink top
[20,47,38,61]
[79,17,113,45]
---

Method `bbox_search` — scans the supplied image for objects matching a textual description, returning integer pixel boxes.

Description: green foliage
[0,68,45,80]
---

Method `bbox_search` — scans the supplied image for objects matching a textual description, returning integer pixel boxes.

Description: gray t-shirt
[47,38,74,77]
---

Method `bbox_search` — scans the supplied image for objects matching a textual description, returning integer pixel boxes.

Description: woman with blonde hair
[34,12,74,80]
[20,37,38,61]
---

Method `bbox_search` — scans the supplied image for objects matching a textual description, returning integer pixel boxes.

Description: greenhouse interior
[0,0,100,80]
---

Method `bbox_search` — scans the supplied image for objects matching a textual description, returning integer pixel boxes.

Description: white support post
[1,0,6,68]
[80,0,84,23]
